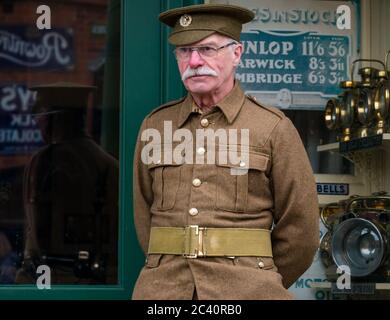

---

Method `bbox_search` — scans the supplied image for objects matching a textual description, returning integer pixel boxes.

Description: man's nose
[188,50,205,69]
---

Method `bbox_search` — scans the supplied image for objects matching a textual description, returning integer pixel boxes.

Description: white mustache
[181,66,218,81]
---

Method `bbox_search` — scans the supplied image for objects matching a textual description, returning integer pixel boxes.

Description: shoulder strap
[147,97,186,118]
[246,95,284,119]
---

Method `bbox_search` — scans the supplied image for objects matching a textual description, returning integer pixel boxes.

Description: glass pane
[0,0,120,285]
[284,110,353,175]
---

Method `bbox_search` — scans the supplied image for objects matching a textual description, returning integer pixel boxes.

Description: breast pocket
[215,152,270,213]
[148,162,182,210]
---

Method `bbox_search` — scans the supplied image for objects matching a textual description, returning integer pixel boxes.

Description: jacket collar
[178,81,245,128]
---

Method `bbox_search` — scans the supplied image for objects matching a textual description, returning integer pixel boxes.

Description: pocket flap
[216,152,269,171]
[248,152,270,171]
[148,161,183,170]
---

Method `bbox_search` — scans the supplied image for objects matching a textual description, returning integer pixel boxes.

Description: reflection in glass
[0,0,120,284]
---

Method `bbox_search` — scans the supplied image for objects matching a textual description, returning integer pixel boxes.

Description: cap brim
[29,82,97,91]
[168,30,216,46]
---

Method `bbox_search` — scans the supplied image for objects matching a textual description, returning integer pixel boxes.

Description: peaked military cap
[29,82,96,114]
[159,3,254,46]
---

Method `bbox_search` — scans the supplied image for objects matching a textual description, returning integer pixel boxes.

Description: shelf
[317,142,339,153]
[317,133,390,153]
[311,282,390,290]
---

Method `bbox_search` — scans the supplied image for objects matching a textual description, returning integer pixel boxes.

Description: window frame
[0,0,203,300]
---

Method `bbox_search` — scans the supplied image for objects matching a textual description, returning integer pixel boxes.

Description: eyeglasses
[174,41,237,61]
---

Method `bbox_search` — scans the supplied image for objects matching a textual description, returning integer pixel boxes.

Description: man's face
[176,34,242,96]
[33,106,53,143]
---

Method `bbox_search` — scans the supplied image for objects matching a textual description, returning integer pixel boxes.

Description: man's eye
[178,48,190,54]
[200,46,215,53]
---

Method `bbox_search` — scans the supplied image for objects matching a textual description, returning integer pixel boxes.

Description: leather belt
[148,226,273,258]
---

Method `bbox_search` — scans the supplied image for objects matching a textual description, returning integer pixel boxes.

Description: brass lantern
[324,98,341,131]
[324,56,390,141]
[339,80,358,141]
[356,67,380,138]
[320,231,334,269]
[373,70,390,121]
[320,201,347,230]
[374,51,390,124]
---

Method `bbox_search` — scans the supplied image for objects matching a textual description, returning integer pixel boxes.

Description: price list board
[218,0,361,111]
[237,30,351,110]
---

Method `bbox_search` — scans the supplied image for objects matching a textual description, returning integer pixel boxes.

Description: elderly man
[132,4,319,300]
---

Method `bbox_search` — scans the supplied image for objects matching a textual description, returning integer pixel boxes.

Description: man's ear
[232,43,243,67]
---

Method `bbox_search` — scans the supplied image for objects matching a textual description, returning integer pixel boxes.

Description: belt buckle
[183,225,205,259]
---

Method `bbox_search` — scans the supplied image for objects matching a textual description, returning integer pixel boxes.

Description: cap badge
[179,14,192,27]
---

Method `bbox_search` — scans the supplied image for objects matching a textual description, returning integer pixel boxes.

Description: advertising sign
[0,84,44,155]
[0,26,74,70]
[211,0,360,110]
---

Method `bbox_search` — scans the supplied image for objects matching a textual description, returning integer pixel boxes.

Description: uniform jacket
[132,82,319,299]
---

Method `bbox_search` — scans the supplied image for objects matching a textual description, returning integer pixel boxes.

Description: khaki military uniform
[132,82,319,299]
[20,135,119,284]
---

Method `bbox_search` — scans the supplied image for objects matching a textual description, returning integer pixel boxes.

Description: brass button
[189,208,199,216]
[258,261,265,269]
[192,178,202,187]
[239,160,246,167]
[200,118,209,128]
[197,147,206,155]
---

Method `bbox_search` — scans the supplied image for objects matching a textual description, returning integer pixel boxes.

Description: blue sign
[317,183,349,195]
[0,26,74,70]
[339,134,383,153]
[237,30,350,110]
[0,84,44,155]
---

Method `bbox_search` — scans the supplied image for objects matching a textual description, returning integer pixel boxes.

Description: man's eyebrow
[176,41,222,48]
[197,42,218,46]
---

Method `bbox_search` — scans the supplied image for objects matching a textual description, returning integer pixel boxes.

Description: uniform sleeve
[133,118,154,254]
[22,156,40,260]
[269,116,319,289]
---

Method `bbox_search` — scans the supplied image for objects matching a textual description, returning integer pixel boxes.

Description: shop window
[284,110,354,175]
[0,0,120,285]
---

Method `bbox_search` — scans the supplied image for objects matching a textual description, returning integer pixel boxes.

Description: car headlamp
[324,98,341,130]
[374,70,390,121]
[328,194,390,278]
[331,217,386,277]
[339,80,357,130]
[356,67,379,126]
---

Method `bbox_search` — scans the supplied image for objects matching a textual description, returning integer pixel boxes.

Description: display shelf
[317,142,340,153]
[311,282,390,290]
[317,133,390,153]
[317,134,389,192]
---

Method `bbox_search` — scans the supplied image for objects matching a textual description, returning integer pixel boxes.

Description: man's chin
[185,78,214,92]
[185,84,213,94]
